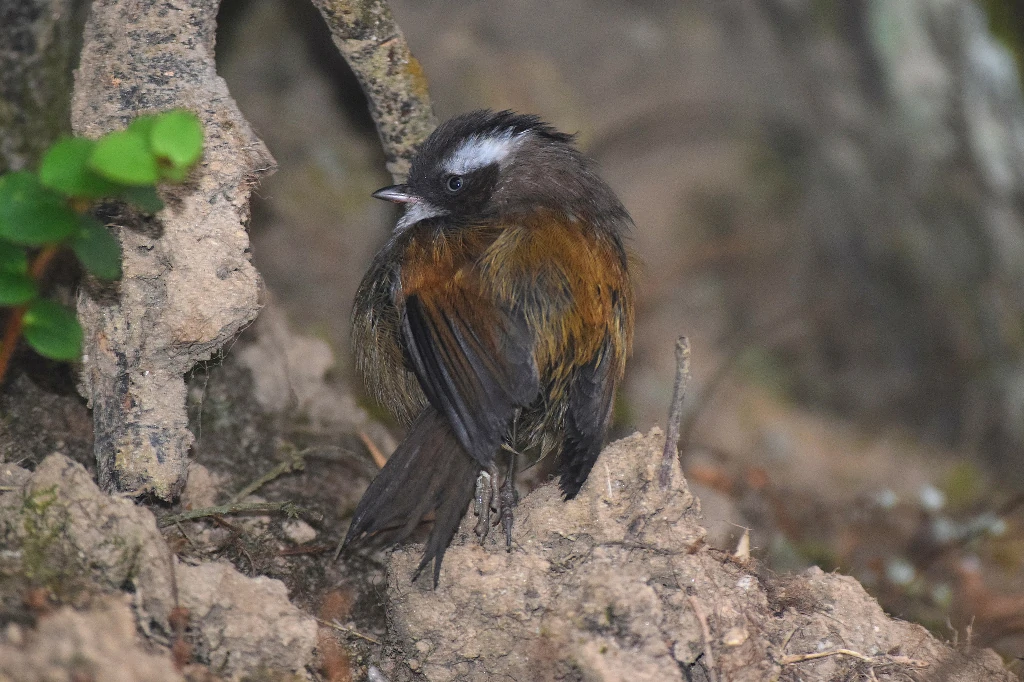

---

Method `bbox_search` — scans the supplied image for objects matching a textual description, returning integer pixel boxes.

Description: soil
[0,317,1016,680]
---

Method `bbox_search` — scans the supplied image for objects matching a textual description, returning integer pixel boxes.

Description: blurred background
[214,0,1024,668]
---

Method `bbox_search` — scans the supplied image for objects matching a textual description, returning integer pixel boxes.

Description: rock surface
[387,430,1013,682]
[1,454,318,680]
[0,424,1015,680]
[175,560,316,676]
[72,0,274,500]
[0,595,183,682]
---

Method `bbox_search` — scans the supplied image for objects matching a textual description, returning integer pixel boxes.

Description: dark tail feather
[343,408,479,586]
[559,347,615,499]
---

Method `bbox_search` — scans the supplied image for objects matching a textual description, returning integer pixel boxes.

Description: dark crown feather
[412,110,575,176]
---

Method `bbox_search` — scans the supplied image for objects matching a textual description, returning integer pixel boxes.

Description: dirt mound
[385,430,1011,682]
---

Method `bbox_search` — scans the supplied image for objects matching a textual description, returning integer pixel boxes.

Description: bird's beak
[372,184,418,204]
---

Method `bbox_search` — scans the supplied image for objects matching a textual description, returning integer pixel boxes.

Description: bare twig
[780,627,798,653]
[229,446,307,504]
[158,501,321,528]
[780,648,929,668]
[659,336,691,489]
[318,617,382,645]
[688,595,718,682]
[781,649,872,664]
[358,430,389,469]
[309,0,436,181]
[173,521,200,551]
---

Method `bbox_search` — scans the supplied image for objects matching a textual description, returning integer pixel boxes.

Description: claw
[474,470,490,516]
[474,468,500,541]
[474,470,493,540]
[499,475,517,550]
[475,451,519,548]
[499,447,519,551]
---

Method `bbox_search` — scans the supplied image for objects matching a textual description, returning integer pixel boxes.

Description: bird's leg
[474,466,499,541]
[499,444,520,551]
[473,469,491,538]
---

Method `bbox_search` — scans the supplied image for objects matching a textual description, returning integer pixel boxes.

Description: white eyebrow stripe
[395,200,447,232]
[443,130,527,175]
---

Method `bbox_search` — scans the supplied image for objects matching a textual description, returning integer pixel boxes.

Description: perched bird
[343,110,634,585]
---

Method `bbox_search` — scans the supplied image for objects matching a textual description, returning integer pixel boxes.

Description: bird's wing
[401,286,539,467]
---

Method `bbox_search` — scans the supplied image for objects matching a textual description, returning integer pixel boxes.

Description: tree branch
[309,0,437,181]
[659,336,691,489]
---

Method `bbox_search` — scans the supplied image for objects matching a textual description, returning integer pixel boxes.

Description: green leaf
[127,114,159,140]
[158,163,190,183]
[72,217,122,280]
[120,186,164,213]
[0,172,80,245]
[0,271,36,305]
[39,137,122,198]
[150,110,204,168]
[0,240,28,273]
[22,299,83,361]
[88,131,159,186]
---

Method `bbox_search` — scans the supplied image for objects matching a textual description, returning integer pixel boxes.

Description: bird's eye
[445,175,464,193]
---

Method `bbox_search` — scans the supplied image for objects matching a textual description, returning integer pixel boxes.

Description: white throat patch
[396,200,446,232]
[443,129,527,175]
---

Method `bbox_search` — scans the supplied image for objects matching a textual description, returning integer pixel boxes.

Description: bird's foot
[474,468,499,541]
[499,467,518,551]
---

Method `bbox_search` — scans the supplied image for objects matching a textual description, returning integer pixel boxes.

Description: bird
[342,110,634,586]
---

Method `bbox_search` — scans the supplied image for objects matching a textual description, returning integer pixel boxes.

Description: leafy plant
[0,109,204,385]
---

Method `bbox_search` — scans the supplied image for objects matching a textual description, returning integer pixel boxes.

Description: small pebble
[722,626,748,646]
[282,519,317,544]
[367,666,391,682]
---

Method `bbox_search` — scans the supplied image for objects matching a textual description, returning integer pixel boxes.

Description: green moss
[100,533,143,588]
[19,485,85,598]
